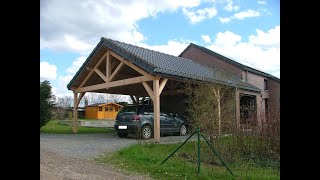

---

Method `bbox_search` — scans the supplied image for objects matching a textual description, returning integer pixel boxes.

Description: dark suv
[114,105,188,139]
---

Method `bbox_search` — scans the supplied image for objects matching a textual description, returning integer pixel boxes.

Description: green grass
[97,141,280,180]
[40,120,115,134]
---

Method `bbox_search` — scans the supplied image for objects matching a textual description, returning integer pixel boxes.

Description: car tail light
[132,114,140,121]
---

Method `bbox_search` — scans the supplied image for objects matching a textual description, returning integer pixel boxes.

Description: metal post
[197,127,201,175]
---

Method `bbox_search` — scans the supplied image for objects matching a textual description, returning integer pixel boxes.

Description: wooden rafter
[109,51,154,80]
[109,61,124,81]
[79,51,108,88]
[94,69,106,82]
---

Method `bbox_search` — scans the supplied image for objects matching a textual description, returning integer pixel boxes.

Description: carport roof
[67,37,261,92]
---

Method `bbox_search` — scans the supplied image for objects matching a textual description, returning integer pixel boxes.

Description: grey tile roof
[180,43,280,83]
[68,37,261,92]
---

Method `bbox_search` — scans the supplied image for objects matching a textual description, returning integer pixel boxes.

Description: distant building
[85,102,123,120]
[179,43,280,128]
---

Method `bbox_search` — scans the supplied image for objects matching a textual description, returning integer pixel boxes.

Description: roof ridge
[104,37,194,63]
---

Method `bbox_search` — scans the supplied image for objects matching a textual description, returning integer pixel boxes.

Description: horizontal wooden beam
[75,76,153,93]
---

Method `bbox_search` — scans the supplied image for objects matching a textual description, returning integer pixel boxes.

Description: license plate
[118,125,127,129]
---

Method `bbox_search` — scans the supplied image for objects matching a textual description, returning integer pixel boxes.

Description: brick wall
[180,46,243,79]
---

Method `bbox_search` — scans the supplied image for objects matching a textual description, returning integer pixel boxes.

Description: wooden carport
[67,38,260,142]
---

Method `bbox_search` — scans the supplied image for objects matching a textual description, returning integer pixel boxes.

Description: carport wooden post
[73,92,78,133]
[72,92,86,133]
[153,79,160,142]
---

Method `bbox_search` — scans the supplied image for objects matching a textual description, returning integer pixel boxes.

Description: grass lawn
[40,120,115,134]
[97,140,280,180]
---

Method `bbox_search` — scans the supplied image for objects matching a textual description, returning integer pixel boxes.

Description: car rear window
[118,106,138,113]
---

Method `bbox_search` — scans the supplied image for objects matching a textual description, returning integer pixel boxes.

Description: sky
[40,0,280,100]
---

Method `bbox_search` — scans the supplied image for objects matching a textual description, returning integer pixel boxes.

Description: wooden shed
[85,102,123,120]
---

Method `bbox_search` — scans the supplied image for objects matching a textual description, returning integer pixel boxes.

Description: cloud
[249,26,280,48]
[218,17,232,23]
[138,40,191,56]
[218,9,261,23]
[201,35,211,44]
[224,0,240,12]
[40,0,200,54]
[257,1,267,5]
[40,61,57,81]
[53,75,74,97]
[207,26,280,78]
[214,31,242,47]
[66,56,87,74]
[182,6,217,24]
[233,9,260,20]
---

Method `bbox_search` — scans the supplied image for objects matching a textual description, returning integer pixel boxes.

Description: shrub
[40,80,55,128]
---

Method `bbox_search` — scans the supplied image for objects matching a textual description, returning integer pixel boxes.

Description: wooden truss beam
[79,51,109,88]
[75,76,153,93]
[109,61,124,81]
[109,51,154,80]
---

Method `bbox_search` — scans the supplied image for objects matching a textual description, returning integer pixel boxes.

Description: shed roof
[68,37,261,92]
[180,43,280,83]
[86,102,124,107]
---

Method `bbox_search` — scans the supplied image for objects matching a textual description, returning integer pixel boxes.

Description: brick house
[179,43,280,129]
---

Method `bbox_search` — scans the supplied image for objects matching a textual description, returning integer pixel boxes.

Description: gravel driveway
[41,132,196,180]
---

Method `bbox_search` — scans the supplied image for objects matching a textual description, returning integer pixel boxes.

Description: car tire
[141,125,152,139]
[180,124,187,136]
[117,132,128,138]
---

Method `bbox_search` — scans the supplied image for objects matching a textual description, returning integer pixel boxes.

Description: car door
[162,111,178,133]
[160,113,167,134]
[170,113,181,133]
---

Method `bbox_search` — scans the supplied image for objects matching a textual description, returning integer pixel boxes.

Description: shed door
[104,106,111,119]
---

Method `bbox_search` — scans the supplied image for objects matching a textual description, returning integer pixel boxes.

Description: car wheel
[117,132,128,138]
[141,125,152,139]
[180,124,187,136]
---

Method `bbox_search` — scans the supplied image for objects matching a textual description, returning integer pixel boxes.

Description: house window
[98,107,102,111]
[105,107,108,111]
[264,79,268,91]
[110,107,113,112]
[115,107,118,112]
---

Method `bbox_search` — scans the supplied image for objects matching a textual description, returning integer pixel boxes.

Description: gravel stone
[40,132,196,179]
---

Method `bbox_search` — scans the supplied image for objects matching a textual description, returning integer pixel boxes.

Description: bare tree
[54,96,73,120]
[108,94,126,103]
